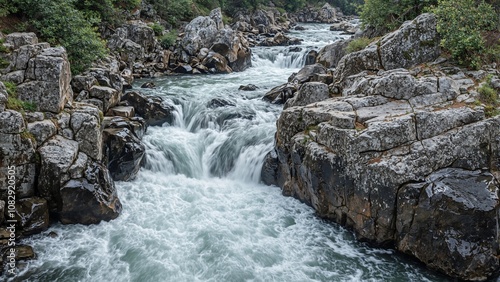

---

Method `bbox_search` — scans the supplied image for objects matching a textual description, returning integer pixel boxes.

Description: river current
[15,24,450,282]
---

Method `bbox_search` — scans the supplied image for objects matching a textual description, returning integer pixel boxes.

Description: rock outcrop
[0,34,132,267]
[262,13,500,281]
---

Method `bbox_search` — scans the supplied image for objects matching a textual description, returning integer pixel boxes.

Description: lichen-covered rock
[334,13,440,84]
[38,136,79,212]
[89,86,120,113]
[27,120,57,146]
[0,82,7,112]
[284,82,329,109]
[17,47,73,113]
[70,104,103,161]
[122,91,174,126]
[5,32,38,49]
[103,127,145,181]
[291,3,338,23]
[0,110,36,199]
[316,40,350,68]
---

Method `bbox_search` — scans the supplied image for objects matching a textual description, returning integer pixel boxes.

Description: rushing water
[13,24,451,282]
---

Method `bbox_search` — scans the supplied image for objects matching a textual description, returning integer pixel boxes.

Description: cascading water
[14,24,450,282]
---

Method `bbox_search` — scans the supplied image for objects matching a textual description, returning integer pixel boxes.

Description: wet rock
[102,116,148,139]
[396,169,500,281]
[263,83,297,104]
[239,84,258,91]
[202,52,232,74]
[103,127,145,181]
[140,82,155,88]
[13,197,49,236]
[305,50,317,66]
[106,106,135,118]
[59,163,121,225]
[289,63,327,84]
[122,91,174,126]
[174,64,193,74]
[207,98,235,108]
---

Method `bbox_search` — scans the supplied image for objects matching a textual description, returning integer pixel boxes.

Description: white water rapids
[13,24,449,282]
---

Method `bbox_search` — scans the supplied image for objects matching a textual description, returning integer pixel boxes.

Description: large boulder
[4,33,38,49]
[12,197,49,236]
[17,47,73,113]
[122,91,175,126]
[316,39,350,68]
[284,82,329,109]
[397,169,499,281]
[334,13,440,84]
[70,104,103,161]
[290,3,338,23]
[59,162,121,225]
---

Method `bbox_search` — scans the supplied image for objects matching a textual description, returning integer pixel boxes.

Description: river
[14,23,450,282]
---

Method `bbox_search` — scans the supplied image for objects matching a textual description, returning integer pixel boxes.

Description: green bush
[359,0,437,31]
[478,76,500,117]
[12,0,108,74]
[160,29,178,49]
[346,37,372,53]
[150,22,165,36]
[433,0,497,69]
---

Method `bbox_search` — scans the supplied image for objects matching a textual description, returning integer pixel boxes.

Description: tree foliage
[360,0,437,31]
[433,0,497,68]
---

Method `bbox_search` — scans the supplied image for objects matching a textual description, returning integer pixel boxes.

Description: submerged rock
[122,91,175,126]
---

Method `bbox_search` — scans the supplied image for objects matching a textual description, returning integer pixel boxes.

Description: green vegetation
[160,29,178,49]
[346,37,372,53]
[358,0,500,69]
[478,75,500,117]
[4,81,37,111]
[150,22,165,36]
[359,0,437,31]
[20,129,36,143]
[433,0,497,69]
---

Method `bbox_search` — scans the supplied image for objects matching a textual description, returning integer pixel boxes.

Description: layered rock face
[262,13,500,281]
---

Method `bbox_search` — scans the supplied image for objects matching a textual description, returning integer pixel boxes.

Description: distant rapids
[15,24,449,282]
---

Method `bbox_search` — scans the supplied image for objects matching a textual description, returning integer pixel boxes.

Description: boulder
[0,82,7,112]
[106,106,135,118]
[284,82,330,109]
[316,39,350,68]
[122,91,175,126]
[334,13,440,83]
[202,52,232,73]
[102,116,148,139]
[289,63,327,84]
[17,47,73,113]
[305,50,317,66]
[13,197,49,235]
[5,33,38,49]
[27,120,57,146]
[70,104,103,161]
[59,162,121,225]
[263,83,297,104]
[103,127,146,181]
[89,86,121,112]
[38,136,79,212]
[397,169,499,281]
[239,84,258,91]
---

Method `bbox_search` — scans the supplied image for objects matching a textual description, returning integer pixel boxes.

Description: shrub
[160,29,178,49]
[150,22,165,36]
[346,37,372,53]
[478,76,500,117]
[13,0,108,74]
[433,0,497,69]
[359,0,437,31]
